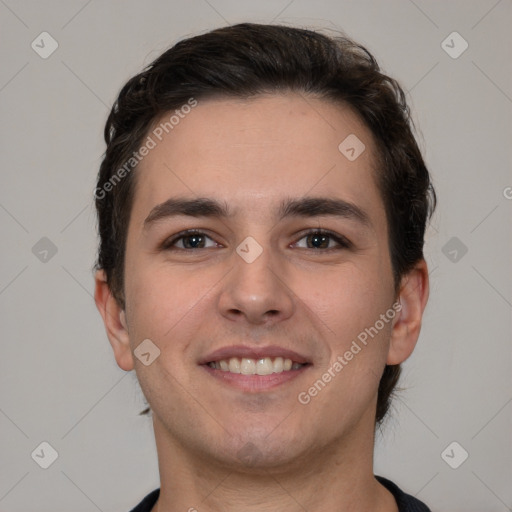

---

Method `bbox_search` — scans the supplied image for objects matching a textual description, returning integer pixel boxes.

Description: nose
[217,240,295,325]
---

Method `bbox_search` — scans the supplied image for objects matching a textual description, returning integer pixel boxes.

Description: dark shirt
[129,476,431,511]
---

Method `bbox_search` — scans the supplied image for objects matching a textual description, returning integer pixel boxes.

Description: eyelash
[160,228,352,252]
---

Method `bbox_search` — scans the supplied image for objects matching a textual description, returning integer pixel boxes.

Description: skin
[95,92,429,512]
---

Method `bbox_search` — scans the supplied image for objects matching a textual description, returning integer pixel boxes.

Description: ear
[387,259,430,365]
[94,269,134,371]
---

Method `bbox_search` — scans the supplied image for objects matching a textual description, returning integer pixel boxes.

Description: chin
[207,425,314,473]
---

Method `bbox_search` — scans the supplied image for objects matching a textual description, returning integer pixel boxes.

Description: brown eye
[306,233,330,249]
[293,230,351,250]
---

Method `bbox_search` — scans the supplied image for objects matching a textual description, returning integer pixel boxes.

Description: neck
[150,414,397,512]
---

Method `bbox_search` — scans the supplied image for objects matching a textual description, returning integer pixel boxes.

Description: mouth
[199,346,312,392]
[207,356,305,375]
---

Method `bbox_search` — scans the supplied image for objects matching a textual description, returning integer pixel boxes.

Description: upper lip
[199,345,311,365]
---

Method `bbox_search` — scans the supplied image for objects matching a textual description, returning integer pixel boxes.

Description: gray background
[1,1,511,511]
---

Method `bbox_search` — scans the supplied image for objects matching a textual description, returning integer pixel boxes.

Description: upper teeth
[208,357,302,375]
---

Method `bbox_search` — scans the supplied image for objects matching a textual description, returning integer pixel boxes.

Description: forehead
[131,93,385,227]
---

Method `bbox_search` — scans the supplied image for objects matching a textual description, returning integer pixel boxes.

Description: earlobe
[387,260,429,365]
[94,270,134,371]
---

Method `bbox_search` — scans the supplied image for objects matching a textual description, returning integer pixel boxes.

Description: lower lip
[201,364,310,392]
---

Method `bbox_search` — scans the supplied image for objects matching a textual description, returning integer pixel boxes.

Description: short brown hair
[95,23,436,424]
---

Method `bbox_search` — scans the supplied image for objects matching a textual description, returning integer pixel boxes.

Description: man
[94,23,435,511]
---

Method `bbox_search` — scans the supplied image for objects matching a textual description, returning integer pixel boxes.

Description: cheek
[124,261,179,340]
[124,259,219,347]
[296,262,395,404]
[299,263,392,343]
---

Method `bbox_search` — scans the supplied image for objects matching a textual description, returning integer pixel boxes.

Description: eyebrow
[143,196,371,229]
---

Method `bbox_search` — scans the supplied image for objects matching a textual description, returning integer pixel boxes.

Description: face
[100,93,421,471]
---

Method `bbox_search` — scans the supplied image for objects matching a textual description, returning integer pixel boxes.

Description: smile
[200,345,312,391]
[207,356,305,375]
